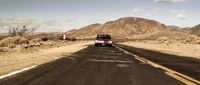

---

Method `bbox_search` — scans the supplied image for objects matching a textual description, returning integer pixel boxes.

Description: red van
[95,34,112,47]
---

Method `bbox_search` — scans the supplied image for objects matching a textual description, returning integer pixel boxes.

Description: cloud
[170,9,188,20]
[65,19,76,26]
[0,17,69,33]
[132,8,140,13]
[4,17,34,25]
[145,13,152,18]
[66,19,75,23]
[0,17,35,28]
[176,13,187,20]
[153,8,160,11]
[171,9,176,13]
[39,20,67,32]
[42,20,62,27]
[0,17,38,33]
[170,9,186,13]
[155,0,185,3]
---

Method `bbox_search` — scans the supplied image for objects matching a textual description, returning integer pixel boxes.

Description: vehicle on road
[95,34,112,47]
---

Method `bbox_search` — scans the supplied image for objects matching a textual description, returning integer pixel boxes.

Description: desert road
[0,44,200,85]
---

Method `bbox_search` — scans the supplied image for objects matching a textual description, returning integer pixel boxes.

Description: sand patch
[0,41,93,76]
[121,42,200,59]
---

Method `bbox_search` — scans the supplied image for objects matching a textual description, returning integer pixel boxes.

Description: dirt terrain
[0,41,92,76]
[120,41,200,59]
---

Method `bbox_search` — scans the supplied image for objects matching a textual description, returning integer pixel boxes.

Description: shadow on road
[117,44,200,80]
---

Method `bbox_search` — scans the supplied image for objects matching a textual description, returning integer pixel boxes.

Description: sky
[0,0,200,33]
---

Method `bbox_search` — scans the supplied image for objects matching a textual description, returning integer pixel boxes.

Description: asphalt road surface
[1,44,199,85]
[117,44,200,80]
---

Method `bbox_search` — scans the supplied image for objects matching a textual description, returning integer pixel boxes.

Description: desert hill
[190,24,200,36]
[65,17,166,39]
[65,16,200,44]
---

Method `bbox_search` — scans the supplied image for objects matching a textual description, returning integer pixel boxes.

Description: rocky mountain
[165,25,182,31]
[65,29,78,36]
[65,23,101,39]
[65,17,166,39]
[190,24,200,36]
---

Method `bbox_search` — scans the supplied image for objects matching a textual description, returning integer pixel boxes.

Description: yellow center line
[115,45,200,85]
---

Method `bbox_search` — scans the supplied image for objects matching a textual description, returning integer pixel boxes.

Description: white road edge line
[0,65,38,80]
[115,45,200,85]
[54,56,61,60]
[0,55,71,80]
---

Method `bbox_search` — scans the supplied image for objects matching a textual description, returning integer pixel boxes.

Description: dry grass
[121,42,200,59]
[129,31,193,40]
[0,35,7,41]
[0,41,92,76]
[26,33,63,41]
[0,36,29,47]
[126,30,200,44]
[157,35,200,44]
[29,38,42,43]
[0,47,8,52]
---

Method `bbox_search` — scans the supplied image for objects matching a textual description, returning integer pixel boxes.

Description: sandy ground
[0,41,93,76]
[121,42,200,59]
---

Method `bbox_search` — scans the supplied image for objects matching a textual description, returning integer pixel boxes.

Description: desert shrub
[30,38,42,43]
[41,37,48,41]
[66,37,77,41]
[157,37,169,43]
[8,25,38,37]
[19,37,29,44]
[0,47,8,52]
[0,36,29,47]
[8,27,28,36]
[25,33,63,41]
[0,35,8,41]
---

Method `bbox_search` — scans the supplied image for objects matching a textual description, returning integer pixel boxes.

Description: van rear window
[97,35,111,39]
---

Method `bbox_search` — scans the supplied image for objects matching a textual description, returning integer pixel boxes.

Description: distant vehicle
[95,34,112,47]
